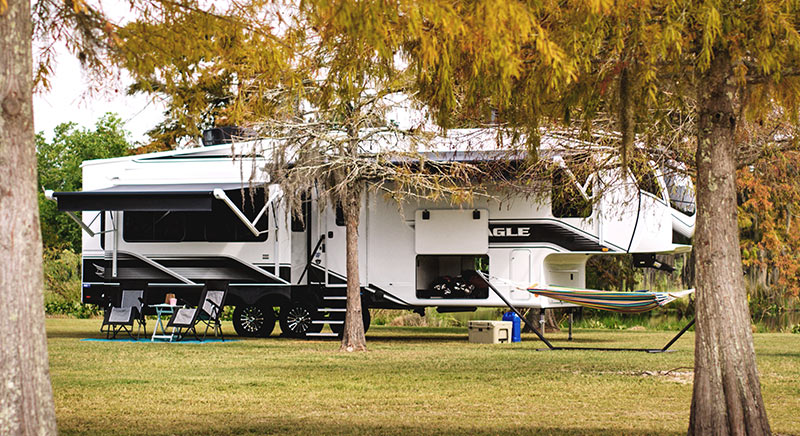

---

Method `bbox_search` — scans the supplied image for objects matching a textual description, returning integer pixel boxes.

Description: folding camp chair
[167,281,228,342]
[101,283,147,340]
[196,283,228,341]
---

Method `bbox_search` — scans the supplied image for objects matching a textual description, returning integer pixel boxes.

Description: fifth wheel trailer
[48,129,696,338]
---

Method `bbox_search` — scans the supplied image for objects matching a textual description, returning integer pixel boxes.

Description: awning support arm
[213,188,280,237]
[63,211,115,237]
[66,211,98,237]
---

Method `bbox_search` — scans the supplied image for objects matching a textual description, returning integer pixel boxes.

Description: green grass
[46,319,800,436]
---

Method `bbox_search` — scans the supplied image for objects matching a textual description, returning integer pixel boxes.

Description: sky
[33,1,166,144]
[33,46,165,144]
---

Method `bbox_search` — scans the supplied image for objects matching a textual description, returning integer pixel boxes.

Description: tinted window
[551,168,592,218]
[291,213,306,232]
[291,193,309,232]
[123,189,268,242]
[335,202,345,227]
[631,163,663,199]
[629,153,664,199]
[664,173,696,215]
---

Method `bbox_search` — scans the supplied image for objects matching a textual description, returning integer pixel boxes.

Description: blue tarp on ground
[80,338,236,344]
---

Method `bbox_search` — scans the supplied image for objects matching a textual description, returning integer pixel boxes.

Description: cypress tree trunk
[339,188,367,352]
[0,0,58,434]
[688,49,771,436]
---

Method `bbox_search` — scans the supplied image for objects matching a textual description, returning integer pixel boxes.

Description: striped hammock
[528,286,695,313]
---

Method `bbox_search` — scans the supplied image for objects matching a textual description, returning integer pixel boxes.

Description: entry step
[318,308,346,312]
[306,332,339,338]
[323,296,347,300]
[311,320,344,325]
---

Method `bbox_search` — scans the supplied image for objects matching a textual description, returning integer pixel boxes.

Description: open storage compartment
[415,255,489,299]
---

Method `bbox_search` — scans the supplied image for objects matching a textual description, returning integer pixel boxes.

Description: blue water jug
[502,311,521,343]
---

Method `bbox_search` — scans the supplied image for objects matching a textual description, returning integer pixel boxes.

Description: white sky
[33,45,166,144]
[33,1,166,144]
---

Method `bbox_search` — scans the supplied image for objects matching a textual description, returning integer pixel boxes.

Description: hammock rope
[527,286,695,313]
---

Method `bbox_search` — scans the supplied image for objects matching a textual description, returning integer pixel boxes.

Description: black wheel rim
[286,306,312,334]
[239,306,265,334]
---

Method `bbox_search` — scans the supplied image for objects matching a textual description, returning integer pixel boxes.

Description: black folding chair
[101,283,147,340]
[167,281,228,342]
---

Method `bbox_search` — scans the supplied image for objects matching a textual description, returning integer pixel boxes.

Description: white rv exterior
[50,130,696,338]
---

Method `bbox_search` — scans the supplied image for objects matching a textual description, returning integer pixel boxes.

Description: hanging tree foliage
[738,149,800,305]
[390,0,800,434]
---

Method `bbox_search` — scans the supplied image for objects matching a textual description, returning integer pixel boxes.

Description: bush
[44,300,101,318]
[43,248,82,299]
[371,309,463,327]
[221,305,234,321]
[43,248,100,318]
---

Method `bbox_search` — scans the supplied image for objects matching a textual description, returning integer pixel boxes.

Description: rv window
[638,171,663,199]
[123,211,184,242]
[291,213,305,232]
[335,202,345,226]
[156,211,186,241]
[633,167,663,199]
[205,206,239,242]
[291,193,310,232]
[551,168,592,218]
[184,212,206,240]
[629,154,664,199]
[122,189,269,243]
[664,172,696,215]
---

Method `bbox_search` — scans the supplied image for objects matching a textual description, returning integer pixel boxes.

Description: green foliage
[370,308,469,327]
[44,300,102,319]
[37,113,132,251]
[42,248,82,300]
[586,256,637,292]
[42,248,101,318]
[221,306,235,322]
[570,311,692,332]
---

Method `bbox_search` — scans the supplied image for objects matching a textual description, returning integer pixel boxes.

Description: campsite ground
[47,319,800,436]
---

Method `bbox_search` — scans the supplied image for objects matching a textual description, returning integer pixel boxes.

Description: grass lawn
[46,319,800,436]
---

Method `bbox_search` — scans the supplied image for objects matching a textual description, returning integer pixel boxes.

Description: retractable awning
[49,183,258,212]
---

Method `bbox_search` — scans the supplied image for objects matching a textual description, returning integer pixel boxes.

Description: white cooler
[468,320,512,344]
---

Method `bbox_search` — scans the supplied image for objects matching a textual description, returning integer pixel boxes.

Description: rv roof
[81,128,610,167]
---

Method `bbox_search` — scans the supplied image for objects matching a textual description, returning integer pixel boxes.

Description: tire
[279,301,322,338]
[330,308,371,335]
[233,304,276,337]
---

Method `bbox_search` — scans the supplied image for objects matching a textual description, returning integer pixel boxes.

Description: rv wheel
[279,302,323,338]
[330,308,371,335]
[233,304,276,337]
